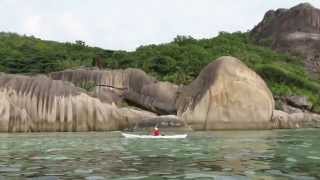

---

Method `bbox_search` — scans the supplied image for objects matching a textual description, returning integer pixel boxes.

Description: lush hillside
[0,31,319,111]
[0,32,113,74]
[105,32,320,110]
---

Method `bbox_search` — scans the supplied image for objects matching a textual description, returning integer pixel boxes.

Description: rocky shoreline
[0,56,319,132]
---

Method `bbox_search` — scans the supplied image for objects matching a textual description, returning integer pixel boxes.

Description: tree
[75,40,86,47]
[92,55,105,69]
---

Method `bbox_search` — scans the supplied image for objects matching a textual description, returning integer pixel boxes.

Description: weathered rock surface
[272,110,320,128]
[130,115,191,131]
[3,56,319,132]
[275,95,313,114]
[89,87,123,105]
[271,110,289,127]
[50,68,155,93]
[251,3,320,76]
[124,81,178,114]
[285,95,313,110]
[0,74,156,132]
[50,68,178,114]
[176,56,275,130]
[280,103,304,114]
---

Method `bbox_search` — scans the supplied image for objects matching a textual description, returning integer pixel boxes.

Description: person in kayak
[152,127,161,136]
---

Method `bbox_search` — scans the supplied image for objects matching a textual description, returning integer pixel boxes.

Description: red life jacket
[153,130,160,136]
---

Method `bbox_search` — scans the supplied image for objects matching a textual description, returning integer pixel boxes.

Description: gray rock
[282,104,303,114]
[124,81,178,114]
[89,87,123,105]
[0,74,157,132]
[132,115,191,131]
[285,96,312,110]
[271,110,289,128]
[50,68,178,115]
[272,110,320,128]
[251,3,320,77]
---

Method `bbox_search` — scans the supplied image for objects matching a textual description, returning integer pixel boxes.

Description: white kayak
[121,133,187,139]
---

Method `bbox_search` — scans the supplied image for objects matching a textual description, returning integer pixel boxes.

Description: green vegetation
[0,32,112,74]
[0,31,319,111]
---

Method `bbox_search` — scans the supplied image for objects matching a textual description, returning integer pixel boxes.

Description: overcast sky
[1,0,319,51]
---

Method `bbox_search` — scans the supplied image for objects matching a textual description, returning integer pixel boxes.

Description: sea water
[0,129,319,179]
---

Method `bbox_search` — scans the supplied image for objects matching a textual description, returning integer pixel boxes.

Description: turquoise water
[0,129,320,179]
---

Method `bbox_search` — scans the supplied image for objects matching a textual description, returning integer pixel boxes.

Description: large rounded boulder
[176,56,274,130]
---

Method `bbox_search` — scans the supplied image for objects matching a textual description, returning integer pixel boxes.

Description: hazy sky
[1,0,319,50]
